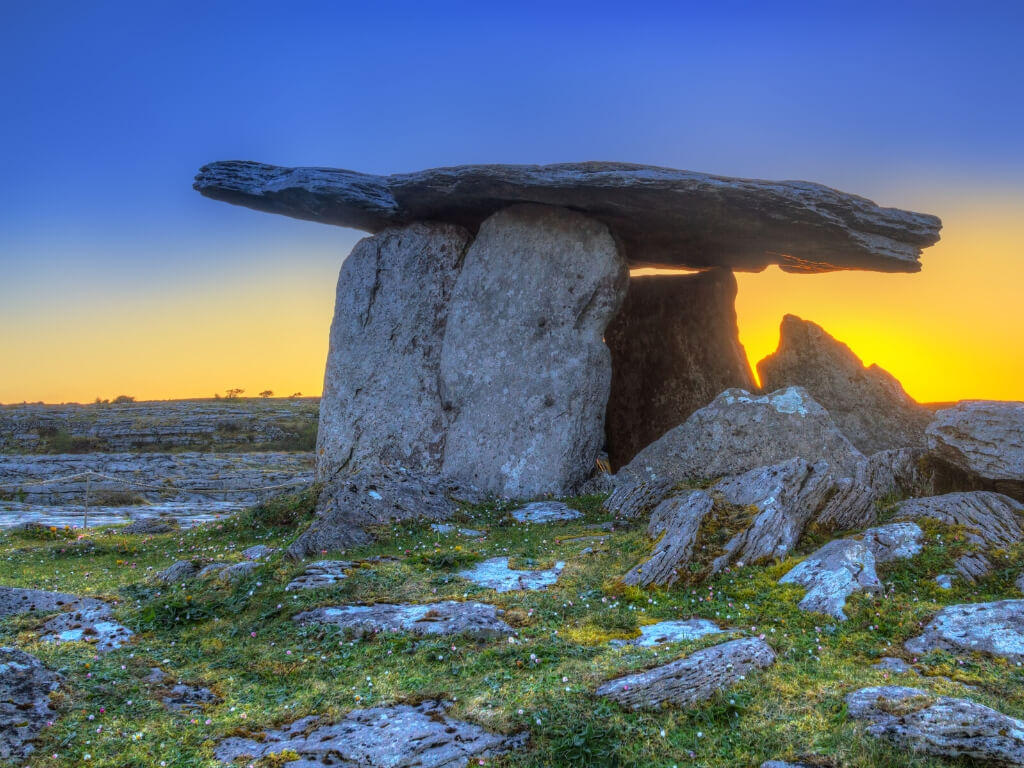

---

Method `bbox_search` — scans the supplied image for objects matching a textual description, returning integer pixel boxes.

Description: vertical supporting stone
[604,268,756,470]
[316,222,471,483]
[440,204,628,497]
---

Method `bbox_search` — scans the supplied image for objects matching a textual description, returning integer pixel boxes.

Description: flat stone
[293,601,514,640]
[905,600,1024,662]
[195,161,941,273]
[862,521,925,562]
[628,619,729,647]
[596,637,776,710]
[285,560,354,591]
[757,315,931,455]
[430,523,485,537]
[927,401,1024,492]
[439,205,627,497]
[0,586,82,617]
[458,557,565,593]
[761,763,814,768]
[0,647,61,760]
[40,600,133,652]
[873,657,918,675]
[241,544,274,560]
[847,685,1024,765]
[510,501,582,524]
[214,702,525,766]
[162,683,220,711]
[122,516,180,535]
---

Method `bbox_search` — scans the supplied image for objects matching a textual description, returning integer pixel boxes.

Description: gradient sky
[1,1,1022,404]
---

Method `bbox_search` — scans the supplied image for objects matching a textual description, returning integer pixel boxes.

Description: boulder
[458,557,565,593]
[847,685,1024,765]
[293,601,514,640]
[214,702,525,766]
[510,501,582,524]
[622,491,715,587]
[0,648,61,760]
[604,268,756,469]
[153,560,199,585]
[195,161,942,273]
[757,315,930,454]
[927,401,1024,499]
[595,637,775,710]
[439,205,627,497]
[904,600,1024,662]
[317,222,470,482]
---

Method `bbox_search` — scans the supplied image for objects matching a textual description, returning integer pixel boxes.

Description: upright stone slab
[605,268,756,469]
[440,204,628,497]
[316,222,471,483]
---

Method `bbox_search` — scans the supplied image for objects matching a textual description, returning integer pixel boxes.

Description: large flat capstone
[195,161,942,273]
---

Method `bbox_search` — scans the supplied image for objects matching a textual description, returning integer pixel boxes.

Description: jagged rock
[0,648,62,760]
[214,702,525,766]
[626,619,729,647]
[847,685,1024,765]
[927,401,1024,498]
[241,544,274,560]
[622,491,715,587]
[154,560,199,585]
[195,160,942,273]
[440,205,627,497]
[40,599,133,652]
[458,557,565,593]
[317,222,470,482]
[595,637,775,710]
[873,657,918,675]
[162,683,220,711]
[285,560,353,591]
[757,316,931,455]
[605,268,756,469]
[430,523,485,537]
[905,600,1024,662]
[510,501,582,524]
[293,601,514,640]
[122,516,180,535]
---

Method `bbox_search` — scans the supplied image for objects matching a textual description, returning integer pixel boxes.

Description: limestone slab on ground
[510,501,582,524]
[430,523,485,537]
[0,647,61,760]
[847,685,1024,765]
[214,702,525,766]
[285,560,354,591]
[40,599,133,652]
[628,619,729,647]
[459,557,565,593]
[596,637,775,710]
[904,599,1024,662]
[0,586,82,617]
[293,601,514,639]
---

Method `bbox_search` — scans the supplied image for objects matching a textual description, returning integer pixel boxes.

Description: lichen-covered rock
[904,600,1024,662]
[285,560,354,591]
[430,523,485,538]
[241,544,274,560]
[510,501,581,524]
[39,599,133,652]
[214,701,525,766]
[317,222,470,482]
[779,538,882,620]
[861,522,924,562]
[458,557,565,593]
[927,401,1024,496]
[757,315,931,455]
[847,685,1024,765]
[218,561,259,582]
[154,560,198,585]
[595,637,775,710]
[293,601,514,640]
[0,647,61,760]
[440,205,628,497]
[622,491,715,587]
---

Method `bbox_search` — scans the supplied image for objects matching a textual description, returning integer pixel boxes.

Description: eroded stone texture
[293,601,514,640]
[596,637,775,710]
[605,269,756,469]
[622,491,715,587]
[757,315,931,455]
[40,600,133,652]
[0,648,61,760]
[458,557,565,593]
[0,586,81,618]
[317,222,471,483]
[904,600,1024,662]
[440,205,628,497]
[847,685,1024,765]
[510,501,581,524]
[214,702,525,766]
[628,619,729,646]
[927,401,1024,499]
[862,522,925,563]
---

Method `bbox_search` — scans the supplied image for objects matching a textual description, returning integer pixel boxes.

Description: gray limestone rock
[0,648,62,760]
[286,560,354,591]
[241,544,275,560]
[622,491,715,587]
[440,205,627,497]
[904,600,1024,662]
[122,516,180,535]
[936,574,955,590]
[293,601,514,640]
[316,222,470,483]
[847,685,1024,765]
[196,562,230,579]
[154,560,199,585]
[430,523,485,538]
[873,657,918,675]
[1017,573,1024,594]
[40,600,133,652]
[757,316,931,455]
[458,557,565,593]
[214,701,525,766]
[195,160,942,273]
[218,561,259,582]
[927,401,1024,496]
[0,586,82,618]
[604,268,756,469]
[627,619,729,647]
[761,763,813,768]
[162,683,220,711]
[510,501,582,524]
[861,521,925,562]
[595,637,776,710]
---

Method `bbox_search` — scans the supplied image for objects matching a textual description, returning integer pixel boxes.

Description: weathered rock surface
[0,647,61,760]
[622,491,715,587]
[154,560,199,585]
[195,160,942,273]
[862,521,925,562]
[214,702,525,766]
[122,516,179,535]
[904,600,1024,662]
[241,544,274,560]
[927,401,1024,498]
[596,637,775,710]
[316,222,470,482]
[40,599,133,652]
[162,682,220,711]
[757,315,931,454]
[604,269,756,469]
[847,685,1024,765]
[628,619,729,647]
[0,586,81,617]
[458,557,565,593]
[440,205,627,497]
[430,523,485,537]
[285,560,353,591]
[510,501,581,524]
[293,601,514,639]
[873,657,917,675]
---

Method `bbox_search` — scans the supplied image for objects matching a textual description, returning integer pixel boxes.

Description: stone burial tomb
[194,161,941,544]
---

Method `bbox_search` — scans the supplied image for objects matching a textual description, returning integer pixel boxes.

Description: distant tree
[112,395,135,404]
[213,393,221,399]
[289,392,302,398]
[259,390,274,399]
[224,388,245,399]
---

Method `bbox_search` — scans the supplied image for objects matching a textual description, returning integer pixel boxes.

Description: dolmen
[195,161,941,553]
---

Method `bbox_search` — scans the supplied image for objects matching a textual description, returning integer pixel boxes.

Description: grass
[2,489,1023,767]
